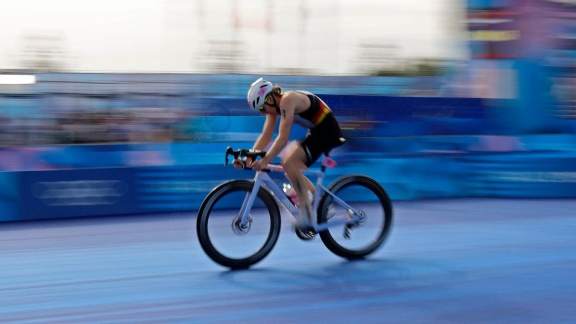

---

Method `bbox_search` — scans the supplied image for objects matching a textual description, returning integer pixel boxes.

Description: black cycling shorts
[300,113,344,167]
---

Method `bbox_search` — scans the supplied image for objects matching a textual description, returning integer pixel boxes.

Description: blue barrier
[465,152,576,197]
[2,137,575,222]
[19,168,139,220]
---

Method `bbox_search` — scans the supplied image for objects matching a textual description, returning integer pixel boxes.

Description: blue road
[1,199,575,323]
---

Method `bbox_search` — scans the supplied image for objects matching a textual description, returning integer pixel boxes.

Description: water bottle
[282,183,300,206]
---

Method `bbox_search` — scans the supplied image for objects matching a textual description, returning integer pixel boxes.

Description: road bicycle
[196,147,393,269]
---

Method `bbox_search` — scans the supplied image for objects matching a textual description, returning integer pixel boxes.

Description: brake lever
[225,146,234,167]
[224,147,266,168]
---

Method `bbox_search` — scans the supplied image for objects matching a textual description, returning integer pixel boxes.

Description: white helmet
[247,77,273,110]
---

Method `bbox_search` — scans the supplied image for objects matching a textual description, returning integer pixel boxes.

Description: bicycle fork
[237,172,295,228]
[237,177,264,229]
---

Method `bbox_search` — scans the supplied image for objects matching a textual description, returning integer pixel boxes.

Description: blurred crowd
[0,74,443,147]
[0,70,574,147]
[0,107,197,146]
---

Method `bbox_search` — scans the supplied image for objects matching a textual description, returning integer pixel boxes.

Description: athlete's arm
[259,101,295,166]
[233,113,277,170]
[253,113,277,151]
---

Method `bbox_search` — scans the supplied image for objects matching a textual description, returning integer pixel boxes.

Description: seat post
[321,153,329,173]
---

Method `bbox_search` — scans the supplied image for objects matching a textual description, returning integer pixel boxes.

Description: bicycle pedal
[295,227,315,241]
[294,223,315,233]
[343,227,351,239]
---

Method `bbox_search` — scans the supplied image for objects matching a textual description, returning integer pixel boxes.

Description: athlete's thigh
[282,141,308,168]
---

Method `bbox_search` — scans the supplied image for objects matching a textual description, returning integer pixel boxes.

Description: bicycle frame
[237,163,359,233]
[199,147,392,269]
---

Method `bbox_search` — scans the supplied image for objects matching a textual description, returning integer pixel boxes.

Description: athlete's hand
[232,158,246,170]
[251,159,269,171]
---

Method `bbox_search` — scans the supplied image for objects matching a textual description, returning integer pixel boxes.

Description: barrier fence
[2,135,576,222]
[1,91,575,222]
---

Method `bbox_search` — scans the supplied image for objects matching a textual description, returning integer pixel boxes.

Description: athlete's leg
[282,145,315,222]
[282,141,315,194]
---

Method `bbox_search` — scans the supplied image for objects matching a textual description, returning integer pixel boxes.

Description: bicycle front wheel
[197,180,281,269]
[318,175,393,260]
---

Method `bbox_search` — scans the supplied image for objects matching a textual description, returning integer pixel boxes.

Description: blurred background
[0,0,575,221]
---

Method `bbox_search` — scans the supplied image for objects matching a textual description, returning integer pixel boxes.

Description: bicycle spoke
[319,175,392,259]
[197,180,281,269]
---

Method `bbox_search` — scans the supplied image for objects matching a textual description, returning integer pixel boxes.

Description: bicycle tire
[197,180,281,269]
[318,175,393,260]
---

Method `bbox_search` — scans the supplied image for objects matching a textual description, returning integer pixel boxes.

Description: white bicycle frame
[237,163,359,233]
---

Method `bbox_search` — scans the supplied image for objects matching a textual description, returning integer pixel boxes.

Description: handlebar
[225,146,267,169]
[224,146,334,173]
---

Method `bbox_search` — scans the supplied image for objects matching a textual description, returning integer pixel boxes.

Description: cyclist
[234,77,344,227]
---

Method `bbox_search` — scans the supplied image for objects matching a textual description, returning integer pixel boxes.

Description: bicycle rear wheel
[197,180,281,269]
[318,175,392,260]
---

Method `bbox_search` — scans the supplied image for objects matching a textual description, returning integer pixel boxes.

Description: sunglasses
[258,94,273,111]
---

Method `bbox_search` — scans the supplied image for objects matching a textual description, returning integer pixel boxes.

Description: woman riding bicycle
[234,77,345,226]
